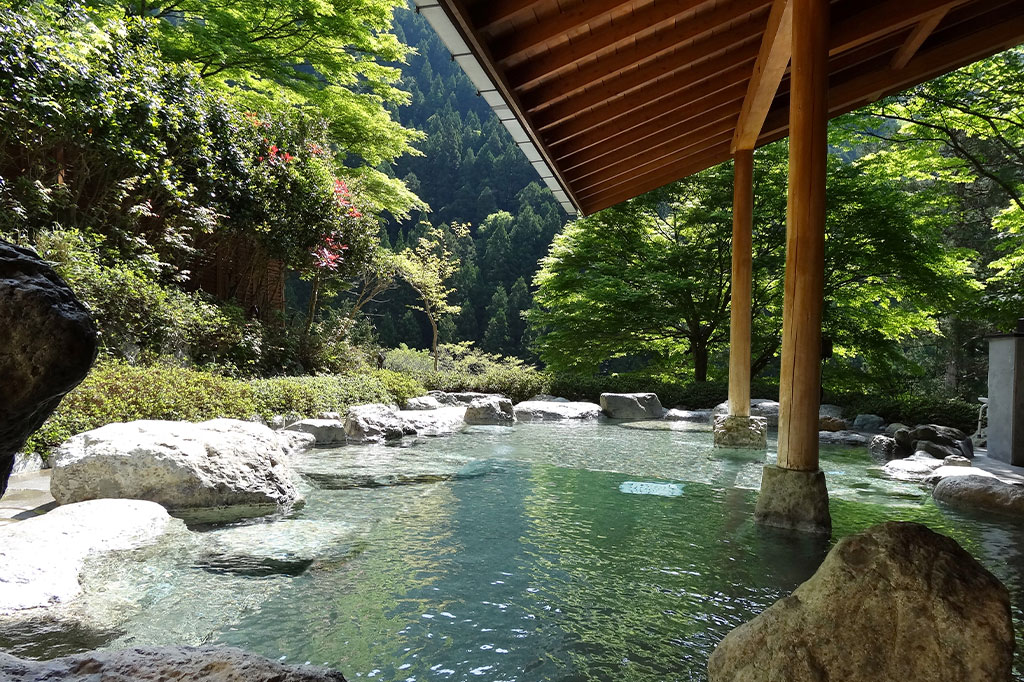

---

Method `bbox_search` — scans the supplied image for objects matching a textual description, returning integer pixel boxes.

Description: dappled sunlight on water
[6,422,1024,681]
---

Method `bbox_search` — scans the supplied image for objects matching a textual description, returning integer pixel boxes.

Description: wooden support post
[777,0,828,472]
[728,149,754,418]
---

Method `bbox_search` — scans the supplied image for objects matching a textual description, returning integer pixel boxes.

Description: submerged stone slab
[513,400,601,422]
[663,408,713,422]
[713,415,767,449]
[0,646,348,682]
[0,499,178,614]
[708,522,1014,682]
[600,392,663,420]
[753,466,831,535]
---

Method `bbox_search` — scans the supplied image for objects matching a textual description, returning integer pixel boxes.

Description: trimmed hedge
[25,362,427,456]
[827,392,978,434]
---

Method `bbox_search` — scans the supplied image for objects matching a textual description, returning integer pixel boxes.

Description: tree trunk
[430,315,439,372]
[694,342,709,382]
[304,272,320,338]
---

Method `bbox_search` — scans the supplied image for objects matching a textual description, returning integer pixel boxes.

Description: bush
[829,392,978,433]
[25,363,427,456]
[26,361,257,455]
[385,343,549,403]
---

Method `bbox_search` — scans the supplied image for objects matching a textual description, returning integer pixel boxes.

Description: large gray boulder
[853,413,885,432]
[882,451,945,481]
[50,419,303,520]
[283,418,347,446]
[403,395,442,410]
[513,400,602,422]
[934,476,1024,516]
[713,399,780,427]
[924,465,996,486]
[708,522,1014,682]
[429,391,501,406]
[894,424,974,460]
[464,396,515,425]
[600,392,663,420]
[276,429,317,455]
[0,499,178,614]
[0,646,347,682]
[818,404,844,419]
[400,406,467,436]
[344,404,412,443]
[0,241,98,497]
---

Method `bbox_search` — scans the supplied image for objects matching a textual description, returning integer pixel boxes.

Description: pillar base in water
[713,415,767,449]
[755,465,831,535]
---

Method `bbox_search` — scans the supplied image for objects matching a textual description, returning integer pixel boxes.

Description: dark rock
[0,646,347,681]
[852,413,885,432]
[708,522,1014,682]
[0,241,97,497]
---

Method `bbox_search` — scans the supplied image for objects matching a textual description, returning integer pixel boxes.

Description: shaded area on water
[5,422,1024,681]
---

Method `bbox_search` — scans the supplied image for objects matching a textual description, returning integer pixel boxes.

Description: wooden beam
[490,0,637,63]
[529,19,763,120]
[580,142,733,213]
[562,100,741,177]
[471,0,540,30]
[519,0,768,108]
[890,7,950,69]
[728,149,755,417]
[829,0,968,56]
[573,128,735,194]
[757,4,1024,146]
[545,59,752,146]
[732,0,793,152]
[506,0,715,90]
[777,0,828,472]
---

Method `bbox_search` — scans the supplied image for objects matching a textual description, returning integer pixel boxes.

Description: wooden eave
[412,0,1024,216]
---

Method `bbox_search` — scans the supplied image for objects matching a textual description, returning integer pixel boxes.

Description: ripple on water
[6,423,1024,681]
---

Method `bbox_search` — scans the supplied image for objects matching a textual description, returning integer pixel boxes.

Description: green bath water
[7,422,1024,680]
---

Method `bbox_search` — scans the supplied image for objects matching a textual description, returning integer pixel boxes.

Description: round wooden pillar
[728,149,754,418]
[777,0,828,472]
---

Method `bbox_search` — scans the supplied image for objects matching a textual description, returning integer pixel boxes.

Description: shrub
[25,363,427,456]
[26,361,257,455]
[385,343,549,403]
[829,392,977,433]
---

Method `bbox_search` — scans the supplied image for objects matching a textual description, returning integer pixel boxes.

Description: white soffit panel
[410,1,580,215]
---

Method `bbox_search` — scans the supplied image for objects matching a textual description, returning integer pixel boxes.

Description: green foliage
[26,361,258,454]
[826,392,978,434]
[385,343,548,403]
[6,228,250,363]
[250,371,425,420]
[532,141,978,388]
[26,362,428,455]
[85,0,423,218]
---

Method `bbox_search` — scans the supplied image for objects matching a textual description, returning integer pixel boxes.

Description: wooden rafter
[529,21,764,120]
[471,0,539,30]
[489,0,637,63]
[732,0,792,152]
[545,56,753,141]
[518,0,769,107]
[505,0,716,90]
[890,6,951,69]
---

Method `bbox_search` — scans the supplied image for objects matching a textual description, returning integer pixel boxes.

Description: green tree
[482,286,511,355]
[87,0,423,218]
[507,277,531,349]
[398,223,465,370]
[531,142,977,386]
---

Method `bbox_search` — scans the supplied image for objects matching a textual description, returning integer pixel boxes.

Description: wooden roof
[413,0,1024,215]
